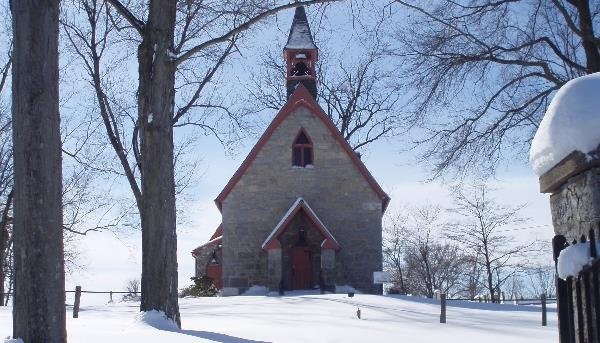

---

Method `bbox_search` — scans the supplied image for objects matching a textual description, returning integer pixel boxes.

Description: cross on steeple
[284,6,318,99]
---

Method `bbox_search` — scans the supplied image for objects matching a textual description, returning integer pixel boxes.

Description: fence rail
[1,287,140,318]
[2,288,553,326]
[446,297,557,302]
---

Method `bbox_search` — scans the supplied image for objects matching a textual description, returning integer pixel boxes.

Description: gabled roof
[209,224,223,240]
[214,84,390,212]
[285,6,317,50]
[191,235,222,257]
[191,224,223,257]
[262,198,340,251]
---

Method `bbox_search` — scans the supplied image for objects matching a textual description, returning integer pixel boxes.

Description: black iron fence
[553,227,600,343]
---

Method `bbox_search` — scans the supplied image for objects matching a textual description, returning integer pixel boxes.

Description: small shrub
[179,276,218,297]
[122,279,141,301]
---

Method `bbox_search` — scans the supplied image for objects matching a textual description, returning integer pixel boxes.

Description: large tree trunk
[138,0,180,327]
[0,190,13,307]
[572,0,600,73]
[11,0,66,341]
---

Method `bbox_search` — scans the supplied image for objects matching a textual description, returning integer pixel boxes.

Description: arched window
[292,129,313,167]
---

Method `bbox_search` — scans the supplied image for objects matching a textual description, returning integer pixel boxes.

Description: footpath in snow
[1,293,557,342]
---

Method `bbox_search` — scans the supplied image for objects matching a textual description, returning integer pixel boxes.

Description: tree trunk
[395,261,405,293]
[574,0,600,73]
[0,190,13,307]
[0,225,6,306]
[485,260,495,303]
[11,0,66,341]
[138,0,180,327]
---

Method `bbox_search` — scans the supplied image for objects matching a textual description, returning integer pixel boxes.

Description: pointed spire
[285,6,317,50]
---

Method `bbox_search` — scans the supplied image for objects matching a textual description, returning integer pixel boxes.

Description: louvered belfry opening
[284,6,318,99]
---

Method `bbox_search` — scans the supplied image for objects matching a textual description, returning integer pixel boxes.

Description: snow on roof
[285,6,317,50]
[191,235,222,256]
[530,73,600,176]
[261,197,339,250]
[267,197,304,244]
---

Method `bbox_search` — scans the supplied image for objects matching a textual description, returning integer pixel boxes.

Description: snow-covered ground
[1,293,557,342]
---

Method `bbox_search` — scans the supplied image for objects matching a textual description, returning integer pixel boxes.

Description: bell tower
[284,6,318,99]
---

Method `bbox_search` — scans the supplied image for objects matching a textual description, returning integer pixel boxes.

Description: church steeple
[284,6,318,100]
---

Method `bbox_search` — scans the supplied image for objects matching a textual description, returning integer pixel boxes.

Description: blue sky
[60,3,556,303]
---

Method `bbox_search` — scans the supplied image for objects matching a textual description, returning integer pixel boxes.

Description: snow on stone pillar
[266,240,283,292]
[530,73,600,241]
[530,73,600,343]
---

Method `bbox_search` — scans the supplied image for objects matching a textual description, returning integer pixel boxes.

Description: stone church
[192,6,390,295]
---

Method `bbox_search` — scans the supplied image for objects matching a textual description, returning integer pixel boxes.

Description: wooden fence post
[541,293,547,326]
[109,291,113,303]
[73,286,81,318]
[440,293,446,324]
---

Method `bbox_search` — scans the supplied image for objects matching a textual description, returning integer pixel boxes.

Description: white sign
[373,271,390,284]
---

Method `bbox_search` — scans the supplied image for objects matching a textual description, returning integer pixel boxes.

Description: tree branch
[175,0,340,64]
[105,0,145,35]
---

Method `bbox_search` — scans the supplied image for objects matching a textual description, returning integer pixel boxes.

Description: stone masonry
[540,149,600,241]
[221,104,384,294]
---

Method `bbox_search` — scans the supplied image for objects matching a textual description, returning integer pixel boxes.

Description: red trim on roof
[209,224,223,240]
[264,238,281,250]
[191,235,222,257]
[214,84,390,212]
[321,238,338,250]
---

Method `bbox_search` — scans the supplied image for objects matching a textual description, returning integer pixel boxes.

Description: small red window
[292,129,313,167]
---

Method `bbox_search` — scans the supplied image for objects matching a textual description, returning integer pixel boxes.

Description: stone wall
[221,105,383,294]
[540,151,600,241]
[549,167,600,240]
[193,242,221,278]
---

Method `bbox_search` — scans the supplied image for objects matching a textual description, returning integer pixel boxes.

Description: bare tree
[388,0,600,177]
[1,0,126,306]
[447,183,532,303]
[0,1,12,307]
[404,241,465,298]
[384,205,466,297]
[506,273,527,301]
[123,278,141,301]
[247,44,400,150]
[403,206,465,297]
[526,263,556,298]
[460,252,485,300]
[62,0,340,326]
[383,212,409,293]
[0,61,11,307]
[11,0,66,341]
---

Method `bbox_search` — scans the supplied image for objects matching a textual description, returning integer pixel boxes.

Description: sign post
[373,271,390,284]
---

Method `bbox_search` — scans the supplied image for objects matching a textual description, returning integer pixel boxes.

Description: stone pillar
[320,246,336,290]
[267,240,283,292]
[538,150,600,343]
[539,150,600,240]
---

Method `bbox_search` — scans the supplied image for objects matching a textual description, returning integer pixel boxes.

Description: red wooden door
[206,264,222,289]
[292,247,312,290]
